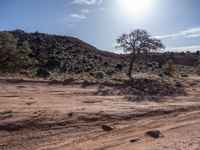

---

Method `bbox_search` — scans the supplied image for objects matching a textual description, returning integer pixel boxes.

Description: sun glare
[116,0,154,19]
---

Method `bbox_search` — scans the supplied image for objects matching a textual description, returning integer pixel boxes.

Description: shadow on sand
[83,78,186,102]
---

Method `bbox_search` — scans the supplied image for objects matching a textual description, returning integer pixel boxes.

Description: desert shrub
[106,70,115,76]
[115,64,123,71]
[146,63,153,68]
[45,56,61,70]
[181,74,189,77]
[196,65,200,75]
[197,56,200,66]
[95,71,105,78]
[175,80,183,87]
[162,59,176,77]
[36,68,51,77]
[103,61,108,67]
[0,32,17,69]
[16,41,36,68]
[0,32,35,71]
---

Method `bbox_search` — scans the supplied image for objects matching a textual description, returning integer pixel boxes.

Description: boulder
[145,130,160,138]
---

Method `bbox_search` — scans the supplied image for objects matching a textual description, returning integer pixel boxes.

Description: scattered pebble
[129,138,140,143]
[101,125,113,132]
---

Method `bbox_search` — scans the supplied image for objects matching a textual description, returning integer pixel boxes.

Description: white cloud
[72,0,103,5]
[155,27,200,39]
[81,9,90,14]
[113,45,200,53]
[186,33,200,38]
[70,14,86,19]
[114,45,200,53]
[113,49,124,54]
[165,45,200,52]
[69,9,90,20]
[155,33,180,39]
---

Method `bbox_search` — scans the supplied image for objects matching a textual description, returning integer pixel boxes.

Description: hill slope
[0,30,199,77]
[9,29,127,75]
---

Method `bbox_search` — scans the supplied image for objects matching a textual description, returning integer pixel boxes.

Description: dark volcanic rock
[145,130,161,138]
[8,30,128,74]
[129,138,140,143]
[101,125,113,132]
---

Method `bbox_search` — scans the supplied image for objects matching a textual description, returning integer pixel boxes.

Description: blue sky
[1,0,200,53]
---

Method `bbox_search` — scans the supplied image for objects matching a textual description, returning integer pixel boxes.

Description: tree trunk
[145,53,148,66]
[127,54,135,78]
[143,49,148,66]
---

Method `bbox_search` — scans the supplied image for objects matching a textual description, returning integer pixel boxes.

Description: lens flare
[116,0,154,18]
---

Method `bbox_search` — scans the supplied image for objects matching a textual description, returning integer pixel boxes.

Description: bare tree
[116,29,165,78]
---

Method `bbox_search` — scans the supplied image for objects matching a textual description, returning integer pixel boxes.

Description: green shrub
[95,71,105,78]
[17,41,36,67]
[162,60,176,77]
[0,32,35,71]
[106,70,115,76]
[0,32,17,68]
[196,65,200,75]
[115,64,123,71]
[36,68,51,77]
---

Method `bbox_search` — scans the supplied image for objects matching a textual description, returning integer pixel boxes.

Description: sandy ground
[0,76,200,150]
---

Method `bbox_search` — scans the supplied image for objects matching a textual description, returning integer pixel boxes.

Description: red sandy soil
[0,76,200,150]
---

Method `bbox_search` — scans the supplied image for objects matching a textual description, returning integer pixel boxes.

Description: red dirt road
[0,77,200,150]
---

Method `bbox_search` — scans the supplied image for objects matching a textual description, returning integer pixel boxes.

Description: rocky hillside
[150,52,199,67]
[0,29,199,77]
[9,29,127,75]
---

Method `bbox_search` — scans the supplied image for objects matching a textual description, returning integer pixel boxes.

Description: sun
[116,0,154,18]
